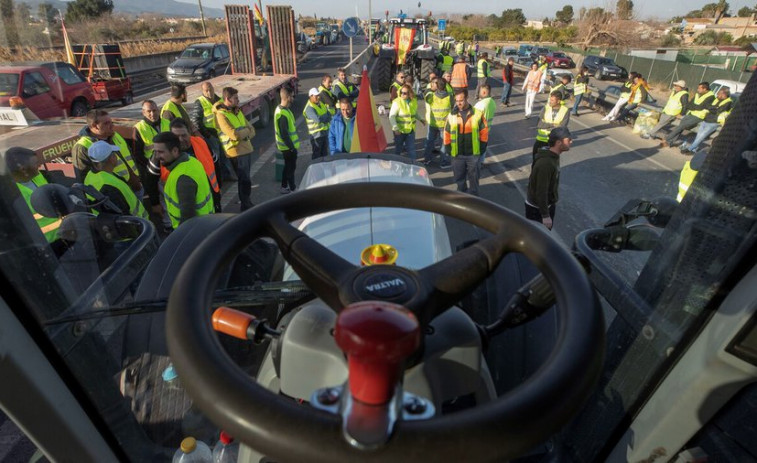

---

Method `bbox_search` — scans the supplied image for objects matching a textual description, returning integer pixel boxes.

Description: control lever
[211,307,280,343]
[483,274,556,338]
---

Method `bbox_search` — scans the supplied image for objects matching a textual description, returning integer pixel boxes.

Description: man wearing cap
[73,109,143,198]
[525,127,572,230]
[84,141,149,220]
[642,80,689,140]
[303,88,332,160]
[153,132,214,229]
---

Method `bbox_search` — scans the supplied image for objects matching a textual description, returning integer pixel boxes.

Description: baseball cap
[308,88,320,97]
[673,80,686,88]
[88,141,120,163]
[549,127,572,143]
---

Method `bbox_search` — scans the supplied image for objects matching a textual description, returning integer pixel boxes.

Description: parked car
[530,47,551,61]
[296,32,315,54]
[0,62,95,119]
[604,84,657,104]
[546,69,575,88]
[709,79,746,103]
[546,51,575,69]
[503,48,518,57]
[582,55,628,81]
[166,43,230,85]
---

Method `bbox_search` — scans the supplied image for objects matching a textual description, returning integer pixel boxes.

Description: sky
[191,0,756,21]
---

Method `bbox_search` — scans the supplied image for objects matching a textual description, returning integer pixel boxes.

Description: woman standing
[522,62,543,119]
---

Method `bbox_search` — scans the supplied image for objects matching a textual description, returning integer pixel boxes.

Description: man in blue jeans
[500,57,515,107]
[389,84,425,161]
[680,88,733,154]
[423,77,452,168]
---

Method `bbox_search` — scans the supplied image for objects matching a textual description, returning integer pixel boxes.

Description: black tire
[121,92,134,106]
[376,58,392,92]
[254,97,272,129]
[420,59,436,87]
[70,99,88,117]
[208,70,216,79]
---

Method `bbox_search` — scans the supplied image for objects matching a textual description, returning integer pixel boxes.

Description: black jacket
[527,147,560,217]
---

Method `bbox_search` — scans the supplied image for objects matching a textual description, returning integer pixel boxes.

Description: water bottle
[173,437,213,463]
[212,431,240,463]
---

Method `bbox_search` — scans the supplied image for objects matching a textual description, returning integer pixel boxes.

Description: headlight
[194,68,206,75]
[167,68,176,74]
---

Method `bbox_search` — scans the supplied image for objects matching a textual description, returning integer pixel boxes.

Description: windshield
[0,73,20,95]
[552,52,566,58]
[0,11,755,463]
[180,46,212,59]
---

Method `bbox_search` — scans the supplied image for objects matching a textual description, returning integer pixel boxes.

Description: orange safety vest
[450,62,468,89]
[160,137,220,193]
[524,70,542,92]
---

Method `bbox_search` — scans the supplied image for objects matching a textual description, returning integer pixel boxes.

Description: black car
[166,43,230,84]
[582,55,628,81]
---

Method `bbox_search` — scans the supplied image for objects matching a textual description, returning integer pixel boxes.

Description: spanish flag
[350,67,387,153]
[394,27,416,65]
[253,4,265,26]
[61,19,76,67]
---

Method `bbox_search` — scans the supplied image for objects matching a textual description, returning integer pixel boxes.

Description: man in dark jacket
[500,57,515,107]
[525,127,572,230]
[191,81,226,183]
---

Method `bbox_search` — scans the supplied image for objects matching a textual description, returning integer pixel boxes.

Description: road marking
[221,115,308,209]
[569,116,675,172]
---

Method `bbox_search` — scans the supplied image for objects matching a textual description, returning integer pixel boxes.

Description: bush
[660,34,681,47]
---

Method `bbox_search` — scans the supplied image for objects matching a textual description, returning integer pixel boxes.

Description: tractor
[375,18,437,92]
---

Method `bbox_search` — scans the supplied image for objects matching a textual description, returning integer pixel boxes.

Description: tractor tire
[420,59,436,87]
[376,58,393,92]
[254,97,272,129]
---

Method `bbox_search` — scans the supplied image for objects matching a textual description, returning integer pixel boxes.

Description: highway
[220,38,686,281]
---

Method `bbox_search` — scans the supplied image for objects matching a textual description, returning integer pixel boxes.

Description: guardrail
[344,41,379,88]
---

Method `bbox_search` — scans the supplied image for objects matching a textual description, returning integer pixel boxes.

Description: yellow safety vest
[536,106,570,142]
[440,55,453,72]
[687,91,715,119]
[164,156,214,229]
[84,170,149,219]
[455,43,465,55]
[274,106,300,151]
[391,98,418,134]
[134,120,158,159]
[716,97,733,126]
[302,100,330,135]
[319,85,337,115]
[446,111,484,157]
[677,160,698,202]
[620,81,632,99]
[197,96,219,130]
[334,80,357,108]
[425,93,451,129]
[217,108,247,154]
[476,59,489,78]
[17,173,60,242]
[662,90,688,116]
[75,133,137,183]
[573,76,587,95]
[160,100,184,132]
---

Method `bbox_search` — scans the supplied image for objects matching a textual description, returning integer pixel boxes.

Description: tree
[65,0,114,23]
[714,0,730,22]
[694,30,732,45]
[737,6,754,16]
[660,33,681,47]
[1,0,20,47]
[616,0,634,20]
[555,5,574,24]
[15,1,30,21]
[38,3,58,26]
[499,8,526,27]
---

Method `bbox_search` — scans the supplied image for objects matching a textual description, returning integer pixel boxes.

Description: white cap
[308,88,320,97]
[673,80,686,88]
[88,141,120,163]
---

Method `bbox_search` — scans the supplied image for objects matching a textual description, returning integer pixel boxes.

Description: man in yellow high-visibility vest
[274,87,300,194]
[643,80,688,140]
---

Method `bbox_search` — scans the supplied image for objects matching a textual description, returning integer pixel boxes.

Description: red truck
[0,62,95,119]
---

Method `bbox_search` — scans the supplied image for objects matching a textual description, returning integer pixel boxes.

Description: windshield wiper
[44,281,313,325]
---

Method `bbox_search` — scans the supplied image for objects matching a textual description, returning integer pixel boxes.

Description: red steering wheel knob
[334,301,420,405]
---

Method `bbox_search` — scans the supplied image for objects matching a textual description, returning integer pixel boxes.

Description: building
[680,15,757,43]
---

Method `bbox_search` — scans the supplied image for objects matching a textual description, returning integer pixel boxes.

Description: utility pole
[198,0,207,37]
[368,0,372,43]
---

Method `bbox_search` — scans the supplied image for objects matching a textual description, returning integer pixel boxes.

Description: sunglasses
[401,92,409,95]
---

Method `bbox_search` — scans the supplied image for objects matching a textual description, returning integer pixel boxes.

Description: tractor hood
[283,154,452,280]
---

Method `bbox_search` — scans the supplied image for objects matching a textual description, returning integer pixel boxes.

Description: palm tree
[714,0,729,23]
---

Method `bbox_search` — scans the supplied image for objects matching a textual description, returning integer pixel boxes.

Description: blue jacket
[328,113,355,155]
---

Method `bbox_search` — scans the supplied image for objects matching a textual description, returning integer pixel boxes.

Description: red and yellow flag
[350,68,387,153]
[394,27,416,65]
[61,19,76,67]
[253,4,265,26]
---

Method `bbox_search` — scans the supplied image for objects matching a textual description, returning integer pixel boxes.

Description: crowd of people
[9,43,733,242]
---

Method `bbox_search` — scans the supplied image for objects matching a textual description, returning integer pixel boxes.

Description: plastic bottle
[173,437,213,463]
[212,431,240,463]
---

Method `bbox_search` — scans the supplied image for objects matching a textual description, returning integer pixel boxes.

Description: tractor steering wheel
[167,182,604,462]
